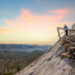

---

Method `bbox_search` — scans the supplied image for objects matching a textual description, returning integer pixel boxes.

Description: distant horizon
[0,43,51,52]
[0,43,52,46]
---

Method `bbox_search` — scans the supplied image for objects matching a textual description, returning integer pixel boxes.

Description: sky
[0,0,75,45]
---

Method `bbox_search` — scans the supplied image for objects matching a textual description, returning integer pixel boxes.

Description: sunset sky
[0,0,75,45]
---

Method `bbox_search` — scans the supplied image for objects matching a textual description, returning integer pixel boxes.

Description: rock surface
[15,40,75,75]
[72,23,75,29]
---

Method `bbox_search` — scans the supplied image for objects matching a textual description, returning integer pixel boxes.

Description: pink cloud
[0,27,11,35]
[5,19,13,26]
[20,9,39,20]
[0,27,10,31]
[4,8,72,31]
[5,9,66,27]
[49,9,69,15]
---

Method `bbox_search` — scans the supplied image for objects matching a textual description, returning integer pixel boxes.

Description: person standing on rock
[64,24,68,36]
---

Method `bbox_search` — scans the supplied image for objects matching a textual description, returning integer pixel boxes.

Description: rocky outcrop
[72,23,75,29]
[15,40,75,75]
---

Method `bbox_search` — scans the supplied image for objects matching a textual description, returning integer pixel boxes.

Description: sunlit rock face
[72,23,75,29]
[15,41,75,75]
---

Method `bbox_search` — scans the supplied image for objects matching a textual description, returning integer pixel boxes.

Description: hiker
[64,24,68,36]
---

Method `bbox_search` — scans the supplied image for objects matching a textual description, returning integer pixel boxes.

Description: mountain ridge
[0,44,51,52]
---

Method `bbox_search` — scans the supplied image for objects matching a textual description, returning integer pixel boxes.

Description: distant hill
[0,44,51,52]
[0,50,45,75]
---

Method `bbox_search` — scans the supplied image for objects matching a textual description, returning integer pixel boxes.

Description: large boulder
[72,23,75,29]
